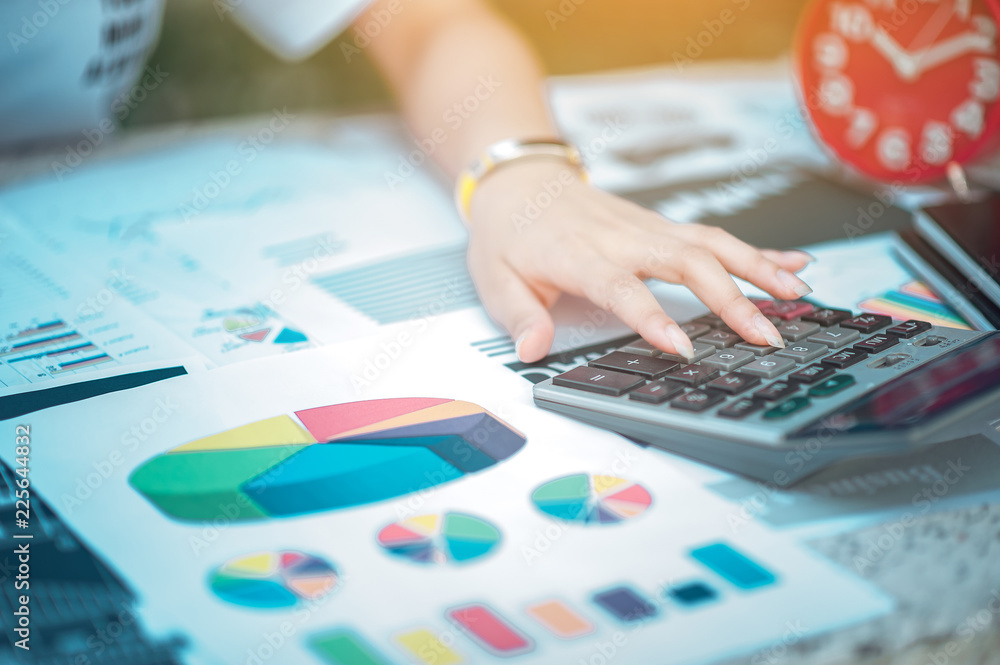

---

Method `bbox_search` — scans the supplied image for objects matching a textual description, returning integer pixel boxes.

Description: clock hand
[912,31,996,76]
[871,27,919,81]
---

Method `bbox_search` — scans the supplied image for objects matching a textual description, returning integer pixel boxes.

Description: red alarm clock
[794,0,1000,183]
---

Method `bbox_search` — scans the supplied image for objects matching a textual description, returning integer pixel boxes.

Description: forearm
[362,0,557,179]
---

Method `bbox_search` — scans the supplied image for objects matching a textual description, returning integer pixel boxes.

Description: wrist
[467,157,587,227]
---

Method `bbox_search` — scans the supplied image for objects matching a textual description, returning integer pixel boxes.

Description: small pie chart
[210,550,340,609]
[531,474,652,525]
[376,512,501,565]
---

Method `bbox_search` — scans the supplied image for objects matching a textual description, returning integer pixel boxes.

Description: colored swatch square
[525,599,594,639]
[667,581,719,607]
[447,604,534,656]
[592,586,658,623]
[309,629,391,665]
[395,628,463,665]
[690,543,776,589]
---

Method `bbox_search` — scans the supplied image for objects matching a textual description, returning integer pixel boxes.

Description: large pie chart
[129,398,526,523]
[531,474,652,525]
[210,550,339,609]
[376,512,501,565]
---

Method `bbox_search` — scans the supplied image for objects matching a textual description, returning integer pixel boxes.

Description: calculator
[533,300,1000,483]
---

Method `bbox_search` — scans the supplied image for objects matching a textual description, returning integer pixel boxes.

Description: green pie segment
[376,512,502,565]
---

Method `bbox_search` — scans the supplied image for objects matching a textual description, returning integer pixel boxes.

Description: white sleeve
[228,0,374,61]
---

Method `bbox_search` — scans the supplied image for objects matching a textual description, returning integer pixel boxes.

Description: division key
[553,366,644,396]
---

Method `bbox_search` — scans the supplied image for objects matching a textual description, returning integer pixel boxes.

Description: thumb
[470,260,556,363]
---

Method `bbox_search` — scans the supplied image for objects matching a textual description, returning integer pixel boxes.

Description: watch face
[795,0,1000,183]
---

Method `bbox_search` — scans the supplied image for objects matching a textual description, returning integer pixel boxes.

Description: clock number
[814,32,849,70]
[876,128,912,171]
[846,108,878,148]
[951,99,986,138]
[830,2,874,42]
[971,58,1000,101]
[920,121,954,166]
[819,73,854,116]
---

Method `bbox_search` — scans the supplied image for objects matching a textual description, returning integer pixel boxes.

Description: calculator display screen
[794,332,1000,436]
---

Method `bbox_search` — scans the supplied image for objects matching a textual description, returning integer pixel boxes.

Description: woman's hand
[466,158,814,363]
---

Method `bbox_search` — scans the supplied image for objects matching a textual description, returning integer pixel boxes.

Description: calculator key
[841,314,892,333]
[620,339,662,357]
[660,342,715,364]
[629,380,686,404]
[808,374,856,397]
[739,356,796,379]
[667,364,720,386]
[807,325,861,349]
[700,350,754,371]
[775,342,827,363]
[691,314,725,328]
[787,364,835,384]
[734,341,778,356]
[885,320,932,339]
[671,389,726,412]
[775,321,821,342]
[590,352,680,380]
[706,373,760,394]
[770,300,816,321]
[821,348,866,369]
[718,398,765,419]
[754,380,798,401]
[698,329,743,349]
[853,334,899,354]
[680,323,712,339]
[870,352,912,368]
[801,307,852,326]
[764,396,812,420]
[553,366,644,396]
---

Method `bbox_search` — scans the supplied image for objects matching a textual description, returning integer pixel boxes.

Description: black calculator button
[853,334,899,354]
[808,374,856,397]
[666,365,720,386]
[754,380,798,401]
[553,366,644,396]
[764,396,811,420]
[691,314,725,328]
[886,320,932,338]
[706,373,760,394]
[629,380,685,404]
[821,348,867,369]
[680,322,712,339]
[670,389,726,412]
[619,339,662,357]
[734,341,779,356]
[718,398,765,419]
[801,308,852,326]
[788,364,835,384]
[840,314,892,333]
[590,352,680,380]
[739,356,796,379]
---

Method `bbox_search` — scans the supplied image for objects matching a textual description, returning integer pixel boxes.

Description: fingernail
[515,332,529,362]
[755,314,785,349]
[777,268,813,297]
[665,324,695,361]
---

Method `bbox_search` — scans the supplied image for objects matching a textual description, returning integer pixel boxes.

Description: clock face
[795,0,1000,183]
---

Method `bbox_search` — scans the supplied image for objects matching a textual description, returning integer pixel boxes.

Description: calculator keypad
[548,301,938,427]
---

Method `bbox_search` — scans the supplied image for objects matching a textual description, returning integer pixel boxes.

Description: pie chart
[531,474,652,524]
[209,550,340,609]
[376,512,501,565]
[129,398,526,523]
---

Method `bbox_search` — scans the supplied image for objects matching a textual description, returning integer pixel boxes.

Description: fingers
[675,226,813,301]
[760,249,815,274]
[469,258,556,363]
[568,260,696,360]
[663,245,785,348]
